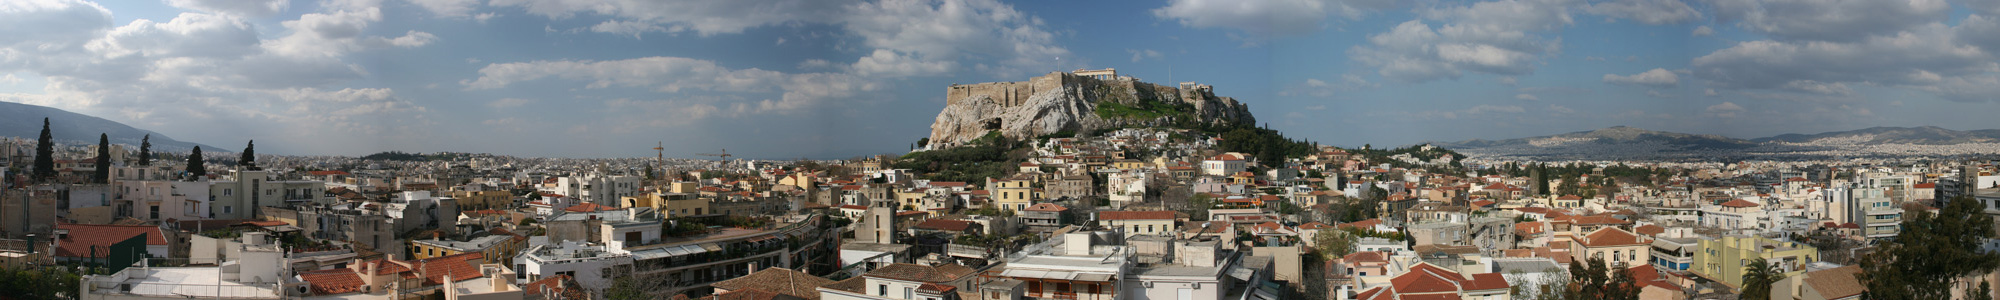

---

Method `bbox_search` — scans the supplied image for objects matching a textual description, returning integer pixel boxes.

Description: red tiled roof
[1914,182,1936,188]
[1634,224,1666,236]
[300,269,365,295]
[1515,222,1545,235]
[1469,200,1495,207]
[1098,211,1177,220]
[1338,218,1384,229]
[1023,203,1068,212]
[55,223,166,258]
[1579,227,1646,248]
[1719,199,1761,208]
[416,252,484,285]
[1207,153,1244,161]
[1299,222,1333,230]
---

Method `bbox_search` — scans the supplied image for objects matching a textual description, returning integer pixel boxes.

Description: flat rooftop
[98,267,279,299]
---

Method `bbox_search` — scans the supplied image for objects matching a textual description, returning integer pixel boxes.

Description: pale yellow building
[1694,235,1819,288]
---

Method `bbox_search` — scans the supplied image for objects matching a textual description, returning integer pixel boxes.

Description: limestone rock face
[926,73,1254,148]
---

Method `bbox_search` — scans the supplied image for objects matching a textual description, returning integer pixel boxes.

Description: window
[879,285,888,296]
[904,287,912,299]
[223,206,233,214]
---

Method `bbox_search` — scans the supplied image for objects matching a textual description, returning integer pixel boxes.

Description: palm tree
[1741,258,1787,300]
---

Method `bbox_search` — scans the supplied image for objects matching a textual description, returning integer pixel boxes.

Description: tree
[186,146,206,179]
[239,140,256,170]
[1565,257,1639,300]
[93,133,110,184]
[1313,230,1357,258]
[137,134,152,166]
[1859,196,2000,300]
[1740,258,1786,300]
[32,118,53,182]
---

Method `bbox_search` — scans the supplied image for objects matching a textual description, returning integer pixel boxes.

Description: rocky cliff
[927,72,1255,148]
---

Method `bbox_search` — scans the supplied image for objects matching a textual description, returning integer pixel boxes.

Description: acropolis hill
[926,68,1257,148]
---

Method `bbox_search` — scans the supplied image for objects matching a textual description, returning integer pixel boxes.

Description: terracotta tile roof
[415,252,485,285]
[1802,265,1864,299]
[1515,222,1545,235]
[1625,264,1682,291]
[524,274,576,297]
[1579,227,1646,248]
[1464,273,1510,291]
[1469,200,1495,207]
[712,267,834,300]
[1098,210,1177,220]
[1634,224,1666,236]
[55,223,166,258]
[360,259,414,276]
[1338,218,1384,229]
[1914,182,1936,188]
[300,269,365,295]
[1299,222,1333,230]
[1341,251,1390,264]
[1557,214,1632,226]
[1719,199,1761,208]
[714,288,806,300]
[1207,153,1244,161]
[819,277,866,294]
[1023,203,1068,212]
[913,219,977,232]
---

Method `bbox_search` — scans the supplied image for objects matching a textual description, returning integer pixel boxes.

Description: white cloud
[1349,0,1573,83]
[1546,104,1574,113]
[1466,104,1525,114]
[1706,0,1949,42]
[850,49,955,77]
[495,0,1068,79]
[1705,101,1745,117]
[408,0,481,18]
[1602,68,1679,88]
[463,57,879,115]
[1515,93,1539,100]
[1279,74,1376,98]
[1704,88,1717,96]
[1151,0,1399,37]
[1973,0,2000,16]
[1692,23,1998,101]
[474,12,498,23]
[164,0,287,18]
[1128,49,1164,62]
[590,20,672,39]
[1584,0,1699,25]
[489,98,533,108]
[1692,25,1714,36]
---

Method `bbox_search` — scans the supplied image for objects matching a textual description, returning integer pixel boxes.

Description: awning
[1073,273,1114,282]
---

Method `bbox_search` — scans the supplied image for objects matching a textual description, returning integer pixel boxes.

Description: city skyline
[3,0,1999,159]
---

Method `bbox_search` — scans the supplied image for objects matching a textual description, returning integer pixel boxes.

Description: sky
[2,0,1999,159]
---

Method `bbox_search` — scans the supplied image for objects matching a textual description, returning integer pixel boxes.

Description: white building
[1201,153,1248,176]
[81,232,291,300]
[547,174,641,206]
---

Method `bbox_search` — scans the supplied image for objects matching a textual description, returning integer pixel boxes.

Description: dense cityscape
[8,0,2000,299]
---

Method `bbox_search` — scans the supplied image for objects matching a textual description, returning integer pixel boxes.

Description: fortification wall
[945,72,1073,107]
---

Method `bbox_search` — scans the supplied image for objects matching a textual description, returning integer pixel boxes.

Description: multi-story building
[1693,235,1819,288]
[990,174,1040,212]
[1700,198,1765,230]
[1201,153,1247,176]
[1351,262,1511,300]
[1649,237,1698,271]
[293,204,399,257]
[548,174,641,206]
[524,210,840,298]
[79,232,292,300]
[1098,211,1179,237]
[386,191,461,236]
[1825,186,1902,239]
[450,183,515,211]
[207,169,324,220]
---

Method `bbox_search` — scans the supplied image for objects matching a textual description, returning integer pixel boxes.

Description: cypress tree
[186,146,206,180]
[94,133,109,184]
[240,140,256,170]
[137,134,151,166]
[32,118,54,182]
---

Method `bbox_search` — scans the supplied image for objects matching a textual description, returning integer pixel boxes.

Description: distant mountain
[1438,126,2000,161]
[1752,126,2000,145]
[0,101,221,152]
[1445,126,1756,150]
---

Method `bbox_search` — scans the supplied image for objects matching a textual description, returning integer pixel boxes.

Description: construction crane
[697,149,733,160]
[652,142,665,162]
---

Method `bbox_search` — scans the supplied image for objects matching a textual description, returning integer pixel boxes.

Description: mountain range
[1436,126,2000,161]
[0,101,221,152]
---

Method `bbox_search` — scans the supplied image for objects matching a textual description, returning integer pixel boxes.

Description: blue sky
[3,0,1998,158]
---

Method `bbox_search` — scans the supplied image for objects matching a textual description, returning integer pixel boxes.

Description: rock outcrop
[927,71,1255,148]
